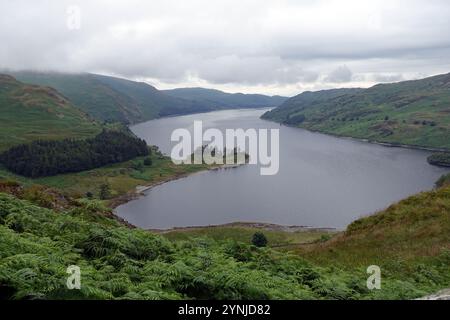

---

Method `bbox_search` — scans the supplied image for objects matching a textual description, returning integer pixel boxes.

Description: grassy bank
[262,72,450,150]
[298,186,450,268]
[164,185,450,273]
[0,147,214,203]
[1,184,449,300]
[0,75,102,152]
[162,223,336,249]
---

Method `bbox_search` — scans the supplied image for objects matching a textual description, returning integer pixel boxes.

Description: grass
[296,186,450,271]
[163,224,335,248]
[11,72,145,123]
[263,72,450,149]
[1,185,449,300]
[436,173,450,188]
[11,72,234,124]
[166,183,450,273]
[1,71,449,299]
[0,192,356,300]
[165,183,450,299]
[0,75,101,152]
[0,147,214,202]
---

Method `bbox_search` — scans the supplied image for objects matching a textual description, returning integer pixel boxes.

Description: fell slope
[13,72,205,123]
[90,74,215,118]
[301,185,450,269]
[0,75,101,152]
[13,72,282,124]
[0,181,449,300]
[263,73,450,149]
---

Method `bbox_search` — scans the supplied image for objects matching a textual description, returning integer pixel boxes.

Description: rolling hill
[163,87,287,109]
[11,72,287,124]
[262,73,450,149]
[0,74,101,152]
[12,72,218,124]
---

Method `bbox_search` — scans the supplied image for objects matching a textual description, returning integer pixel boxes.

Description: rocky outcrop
[418,289,450,300]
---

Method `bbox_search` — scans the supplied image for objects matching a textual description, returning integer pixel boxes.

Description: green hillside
[262,73,450,149]
[163,87,287,109]
[90,74,217,118]
[12,72,284,124]
[0,74,101,152]
[301,185,450,269]
[0,180,448,300]
[12,72,158,123]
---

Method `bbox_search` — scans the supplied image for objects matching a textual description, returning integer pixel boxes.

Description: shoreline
[113,106,270,210]
[261,117,450,154]
[129,106,274,127]
[111,110,446,233]
[149,221,338,234]
[109,163,244,210]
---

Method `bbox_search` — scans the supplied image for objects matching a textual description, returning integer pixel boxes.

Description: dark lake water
[115,108,449,230]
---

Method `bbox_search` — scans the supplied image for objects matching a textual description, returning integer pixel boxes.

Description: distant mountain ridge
[163,87,287,109]
[262,72,450,149]
[10,72,287,124]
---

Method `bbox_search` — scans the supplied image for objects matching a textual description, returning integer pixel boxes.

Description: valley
[3,0,450,305]
[0,71,449,301]
[11,71,287,124]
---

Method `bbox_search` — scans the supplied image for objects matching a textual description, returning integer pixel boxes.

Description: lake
[115,108,449,229]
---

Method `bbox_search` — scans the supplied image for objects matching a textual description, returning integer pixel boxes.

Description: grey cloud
[325,66,353,83]
[196,55,319,85]
[373,73,404,83]
[1,0,450,95]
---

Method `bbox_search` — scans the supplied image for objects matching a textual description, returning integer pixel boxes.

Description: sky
[1,0,450,96]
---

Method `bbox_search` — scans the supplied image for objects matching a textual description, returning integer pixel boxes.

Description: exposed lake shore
[149,221,338,233]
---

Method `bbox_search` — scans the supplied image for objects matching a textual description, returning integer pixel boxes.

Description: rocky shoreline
[418,289,450,300]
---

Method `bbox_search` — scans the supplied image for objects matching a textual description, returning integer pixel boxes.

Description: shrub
[427,153,450,167]
[99,183,111,200]
[224,241,254,262]
[318,234,332,243]
[252,232,268,247]
[21,185,56,209]
[143,158,152,166]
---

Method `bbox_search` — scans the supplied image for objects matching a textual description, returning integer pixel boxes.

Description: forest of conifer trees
[0,131,149,178]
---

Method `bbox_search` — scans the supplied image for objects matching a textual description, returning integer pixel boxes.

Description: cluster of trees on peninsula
[0,131,149,178]
[427,152,450,168]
